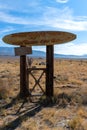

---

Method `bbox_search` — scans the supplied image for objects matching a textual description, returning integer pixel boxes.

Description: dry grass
[1,57,87,129]
[68,116,84,130]
[0,78,11,99]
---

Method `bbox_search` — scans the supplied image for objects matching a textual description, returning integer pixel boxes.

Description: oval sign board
[2,31,76,46]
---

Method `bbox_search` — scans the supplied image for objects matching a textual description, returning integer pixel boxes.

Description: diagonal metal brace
[27,68,46,94]
[30,70,45,93]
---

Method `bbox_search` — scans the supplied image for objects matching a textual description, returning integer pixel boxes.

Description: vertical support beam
[19,52,29,98]
[46,45,54,97]
[26,69,29,93]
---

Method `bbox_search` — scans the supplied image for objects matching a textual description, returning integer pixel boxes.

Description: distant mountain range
[0,47,87,59]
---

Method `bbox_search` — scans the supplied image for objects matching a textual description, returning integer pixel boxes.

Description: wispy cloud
[0,12,31,25]
[0,0,87,32]
[55,0,69,3]
[0,1,41,13]
[0,6,87,31]
[41,7,87,31]
[0,26,15,34]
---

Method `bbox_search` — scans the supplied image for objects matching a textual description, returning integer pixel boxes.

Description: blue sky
[0,0,87,55]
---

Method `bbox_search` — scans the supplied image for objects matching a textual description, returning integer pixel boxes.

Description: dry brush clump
[67,107,87,130]
[54,74,69,85]
[68,116,84,130]
[39,91,72,108]
[0,78,10,99]
[70,90,87,106]
[39,87,87,109]
[0,77,16,99]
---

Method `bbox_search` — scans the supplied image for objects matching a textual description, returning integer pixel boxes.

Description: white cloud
[54,43,87,55]
[0,1,41,13]
[0,12,31,25]
[56,0,69,3]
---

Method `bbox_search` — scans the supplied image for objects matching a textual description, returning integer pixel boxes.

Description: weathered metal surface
[2,31,76,46]
[20,55,30,97]
[15,47,32,56]
[46,45,54,97]
[27,68,46,94]
[27,68,46,71]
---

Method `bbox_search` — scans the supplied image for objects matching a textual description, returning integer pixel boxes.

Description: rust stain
[2,31,76,46]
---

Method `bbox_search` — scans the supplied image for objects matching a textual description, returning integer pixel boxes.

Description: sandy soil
[0,56,87,130]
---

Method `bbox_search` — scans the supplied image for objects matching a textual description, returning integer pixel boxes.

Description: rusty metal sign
[15,47,32,56]
[2,31,76,46]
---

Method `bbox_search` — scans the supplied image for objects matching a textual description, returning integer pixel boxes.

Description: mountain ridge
[0,47,87,59]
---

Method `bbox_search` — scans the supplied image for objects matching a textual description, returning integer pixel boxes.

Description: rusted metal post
[46,45,54,97]
[19,52,29,98]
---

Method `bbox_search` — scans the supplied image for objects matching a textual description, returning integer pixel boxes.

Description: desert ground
[0,56,87,130]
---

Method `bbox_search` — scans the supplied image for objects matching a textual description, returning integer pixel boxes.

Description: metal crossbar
[27,68,46,94]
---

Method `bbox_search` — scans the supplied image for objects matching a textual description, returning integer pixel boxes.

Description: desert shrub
[71,92,83,105]
[68,116,84,130]
[0,79,10,99]
[55,92,71,108]
[39,92,71,107]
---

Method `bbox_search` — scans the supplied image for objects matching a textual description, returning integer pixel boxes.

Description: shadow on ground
[0,96,43,130]
[1,91,87,130]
